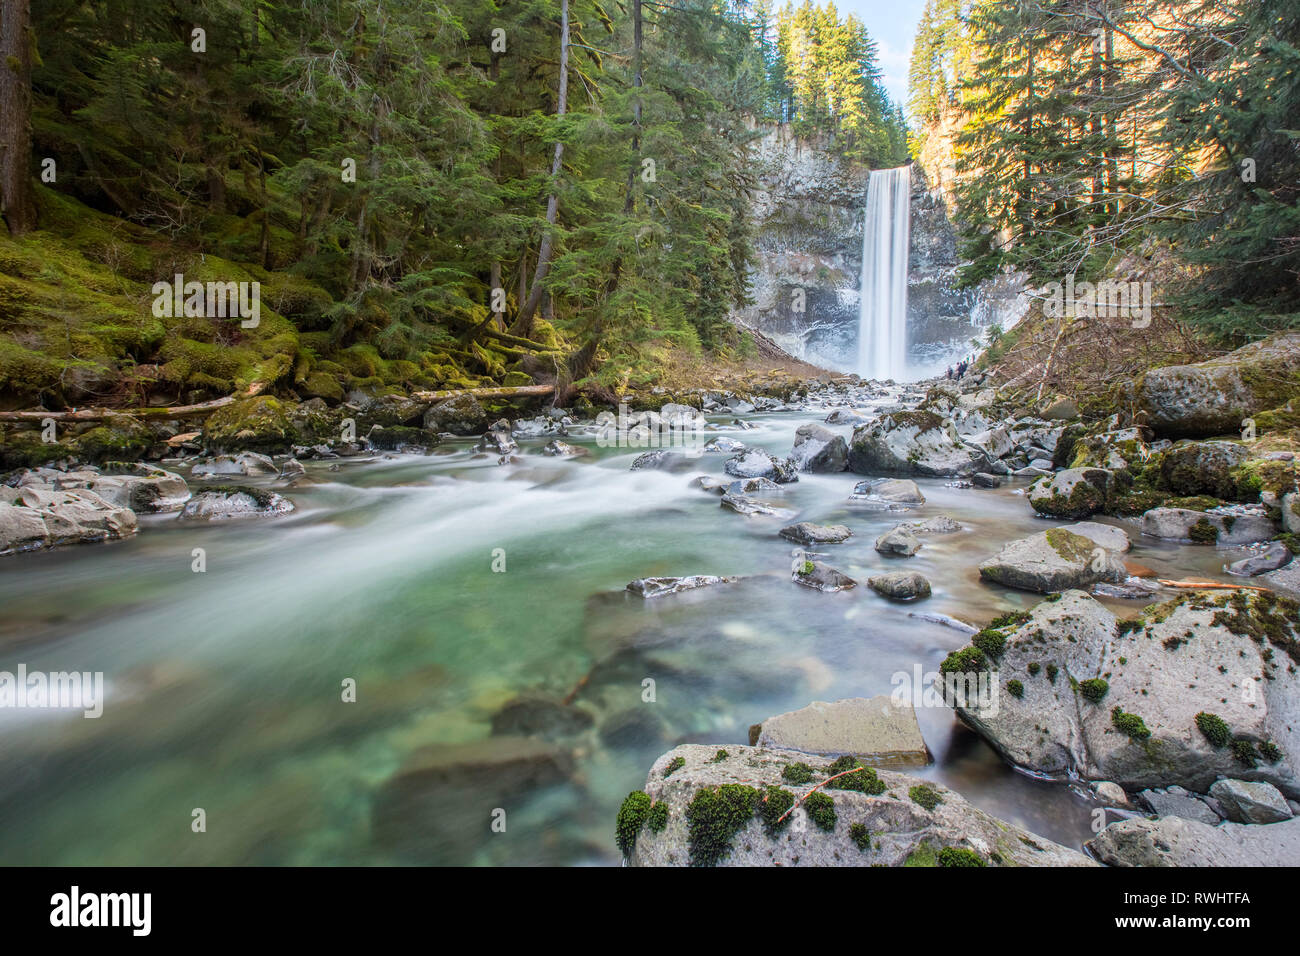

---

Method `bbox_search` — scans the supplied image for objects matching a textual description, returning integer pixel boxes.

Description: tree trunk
[0,0,36,235]
[513,0,569,338]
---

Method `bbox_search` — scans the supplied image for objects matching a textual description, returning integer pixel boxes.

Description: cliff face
[731,125,991,378]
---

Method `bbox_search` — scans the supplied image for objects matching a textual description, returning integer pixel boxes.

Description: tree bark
[513,0,570,338]
[0,0,36,235]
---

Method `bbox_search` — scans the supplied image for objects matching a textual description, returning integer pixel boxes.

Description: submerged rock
[625,576,735,598]
[792,561,857,592]
[849,477,925,506]
[621,744,1093,867]
[978,528,1126,593]
[875,525,922,556]
[719,493,793,518]
[630,449,691,471]
[490,693,594,740]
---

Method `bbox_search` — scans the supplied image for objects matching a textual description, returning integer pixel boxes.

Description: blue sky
[835,0,928,109]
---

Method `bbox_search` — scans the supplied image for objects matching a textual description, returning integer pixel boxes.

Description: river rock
[542,439,586,458]
[1160,440,1249,498]
[754,697,929,764]
[726,476,781,495]
[57,464,191,513]
[902,515,963,534]
[978,529,1126,593]
[1209,779,1293,824]
[792,561,857,592]
[875,525,921,556]
[192,451,277,478]
[178,487,295,521]
[15,487,138,544]
[847,410,989,477]
[1228,541,1292,576]
[1089,815,1300,867]
[660,403,704,430]
[1137,788,1221,825]
[824,408,871,425]
[626,575,735,598]
[1064,521,1131,553]
[702,436,746,454]
[1134,330,1300,438]
[1028,468,1114,519]
[725,449,799,483]
[779,522,852,545]
[422,393,490,435]
[850,478,925,506]
[490,693,594,740]
[868,571,932,601]
[790,423,848,473]
[0,502,51,554]
[944,589,1300,797]
[476,420,518,455]
[630,450,691,471]
[720,493,792,518]
[623,744,1093,867]
[1141,507,1275,546]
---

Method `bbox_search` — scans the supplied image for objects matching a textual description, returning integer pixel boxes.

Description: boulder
[944,589,1300,797]
[0,502,50,554]
[58,464,190,513]
[847,410,989,477]
[726,476,781,495]
[978,529,1126,593]
[1227,542,1292,576]
[178,486,295,521]
[191,452,277,478]
[1134,331,1300,438]
[702,436,746,454]
[868,571,932,601]
[792,561,857,592]
[790,423,848,473]
[476,420,518,455]
[875,525,922,556]
[630,450,691,472]
[725,449,799,483]
[1089,815,1300,867]
[490,694,594,740]
[1028,468,1114,519]
[1209,778,1293,824]
[622,744,1093,867]
[541,439,587,458]
[753,697,929,764]
[1137,788,1221,825]
[422,393,490,436]
[902,515,963,534]
[204,395,300,452]
[1160,440,1249,498]
[1141,507,1275,546]
[824,408,871,425]
[720,494,793,518]
[1064,521,1131,553]
[850,478,925,506]
[779,522,852,545]
[15,487,138,544]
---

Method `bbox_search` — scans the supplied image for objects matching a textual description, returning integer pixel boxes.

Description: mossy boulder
[1134,331,1300,438]
[203,395,300,452]
[1159,440,1248,499]
[72,415,153,463]
[623,745,1093,867]
[1029,468,1114,519]
[978,528,1127,593]
[847,409,989,477]
[947,589,1300,798]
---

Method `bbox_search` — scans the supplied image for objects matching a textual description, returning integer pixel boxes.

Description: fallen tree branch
[1156,578,1271,592]
[776,767,874,824]
[412,384,555,402]
[0,383,266,423]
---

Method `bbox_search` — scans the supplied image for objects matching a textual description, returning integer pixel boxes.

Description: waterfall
[856,165,911,381]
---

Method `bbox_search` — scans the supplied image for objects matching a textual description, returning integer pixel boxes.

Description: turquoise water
[0,406,1233,865]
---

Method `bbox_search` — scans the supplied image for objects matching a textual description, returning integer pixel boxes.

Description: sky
[835,0,928,111]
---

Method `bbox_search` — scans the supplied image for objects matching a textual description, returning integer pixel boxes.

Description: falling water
[857,165,911,381]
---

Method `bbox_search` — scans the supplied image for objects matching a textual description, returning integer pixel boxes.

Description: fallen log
[0,383,266,423]
[412,384,555,402]
[1156,578,1271,592]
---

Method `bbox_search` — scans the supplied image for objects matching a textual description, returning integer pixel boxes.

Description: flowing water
[857,165,911,381]
[0,399,1236,865]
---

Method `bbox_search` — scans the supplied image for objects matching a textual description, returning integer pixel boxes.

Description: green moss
[781,762,814,784]
[824,757,886,795]
[646,801,669,833]
[803,792,836,831]
[616,790,652,855]
[1188,517,1220,543]
[1045,527,1097,562]
[903,840,938,867]
[1232,738,1258,768]
[1027,662,1041,676]
[1046,663,1059,684]
[757,786,795,835]
[909,784,943,811]
[849,822,871,851]
[972,628,1008,660]
[685,784,760,867]
[938,847,987,867]
[1209,589,1300,665]
[663,755,685,778]
[1111,706,1152,740]
[1260,741,1283,763]
[1195,711,1231,748]
[1078,678,1109,703]
[1006,679,1024,699]
[940,646,989,676]
[710,749,729,763]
